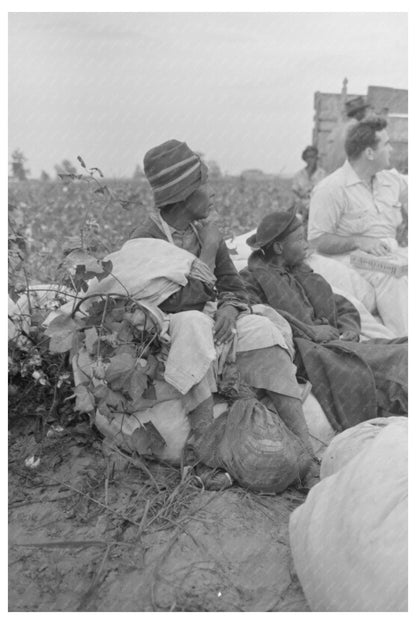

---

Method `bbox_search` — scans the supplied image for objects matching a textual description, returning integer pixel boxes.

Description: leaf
[143,354,158,379]
[100,332,119,349]
[85,299,114,326]
[46,313,81,353]
[115,344,137,358]
[128,396,157,412]
[70,330,84,361]
[127,368,148,402]
[117,319,134,343]
[62,250,104,275]
[142,383,156,400]
[109,321,122,334]
[73,263,114,293]
[109,305,125,322]
[143,421,166,453]
[74,264,103,282]
[105,353,136,387]
[106,389,125,410]
[89,167,104,178]
[97,400,112,418]
[97,260,113,282]
[92,384,109,401]
[73,385,95,413]
[94,385,125,410]
[131,422,166,456]
[91,359,106,380]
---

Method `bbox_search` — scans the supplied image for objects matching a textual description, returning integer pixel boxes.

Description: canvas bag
[200,398,311,493]
[289,417,408,611]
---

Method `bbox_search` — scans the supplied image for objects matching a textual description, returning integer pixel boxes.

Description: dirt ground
[8,416,309,612]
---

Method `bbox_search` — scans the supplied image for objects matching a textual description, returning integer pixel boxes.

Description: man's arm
[214,240,249,307]
[197,222,248,303]
[310,232,392,256]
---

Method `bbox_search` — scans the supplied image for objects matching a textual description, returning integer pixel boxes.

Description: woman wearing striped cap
[129,139,316,490]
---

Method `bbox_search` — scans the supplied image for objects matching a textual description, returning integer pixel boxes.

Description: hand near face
[198,222,223,250]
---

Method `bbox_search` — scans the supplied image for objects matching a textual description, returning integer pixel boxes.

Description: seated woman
[128,140,315,488]
[239,207,408,432]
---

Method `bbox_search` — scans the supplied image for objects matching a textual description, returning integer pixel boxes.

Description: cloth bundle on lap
[74,237,216,308]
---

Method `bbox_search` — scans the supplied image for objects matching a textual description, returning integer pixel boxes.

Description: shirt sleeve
[239,267,265,306]
[307,182,343,241]
[334,293,361,335]
[159,278,215,313]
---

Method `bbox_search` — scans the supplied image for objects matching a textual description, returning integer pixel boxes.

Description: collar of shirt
[342,160,391,189]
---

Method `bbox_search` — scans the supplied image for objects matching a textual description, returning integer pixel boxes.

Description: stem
[21,266,33,316]
[71,292,136,318]
[96,295,110,361]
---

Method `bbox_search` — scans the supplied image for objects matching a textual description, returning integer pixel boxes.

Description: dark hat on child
[143,139,208,208]
[246,207,302,249]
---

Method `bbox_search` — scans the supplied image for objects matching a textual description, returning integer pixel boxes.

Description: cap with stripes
[143,139,208,208]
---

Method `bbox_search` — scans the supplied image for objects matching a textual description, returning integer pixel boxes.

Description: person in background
[325,95,370,174]
[240,207,407,433]
[291,145,326,227]
[308,116,408,337]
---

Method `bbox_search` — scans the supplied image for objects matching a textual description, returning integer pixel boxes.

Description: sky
[8,11,408,178]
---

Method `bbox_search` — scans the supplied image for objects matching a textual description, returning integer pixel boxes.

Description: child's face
[281,226,309,266]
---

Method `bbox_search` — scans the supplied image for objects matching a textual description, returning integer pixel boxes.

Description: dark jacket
[240,251,407,430]
[129,215,249,314]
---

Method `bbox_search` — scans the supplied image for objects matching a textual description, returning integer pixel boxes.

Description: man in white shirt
[308,116,408,336]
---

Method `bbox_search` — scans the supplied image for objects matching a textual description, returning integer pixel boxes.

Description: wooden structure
[313,79,408,172]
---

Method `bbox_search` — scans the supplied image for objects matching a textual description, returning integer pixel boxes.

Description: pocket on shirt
[344,211,372,233]
[346,210,369,221]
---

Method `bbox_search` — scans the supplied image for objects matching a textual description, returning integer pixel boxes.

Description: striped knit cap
[143,139,208,208]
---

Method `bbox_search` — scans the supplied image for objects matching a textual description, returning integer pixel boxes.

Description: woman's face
[184,184,215,221]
